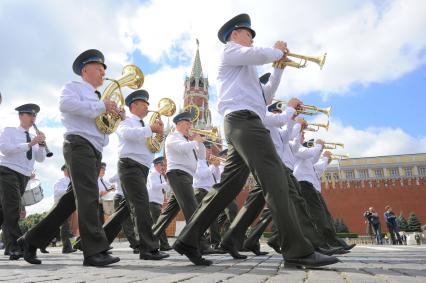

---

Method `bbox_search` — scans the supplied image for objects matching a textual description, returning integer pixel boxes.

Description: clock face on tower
[183,104,200,122]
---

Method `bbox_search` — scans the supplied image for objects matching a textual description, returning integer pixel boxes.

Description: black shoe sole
[220,243,247,259]
[83,257,120,267]
[173,241,212,266]
[284,258,340,269]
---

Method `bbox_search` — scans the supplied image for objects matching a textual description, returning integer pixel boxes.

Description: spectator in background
[364,207,383,244]
[384,205,402,245]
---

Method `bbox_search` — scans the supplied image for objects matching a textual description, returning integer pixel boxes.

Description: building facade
[322,153,426,235]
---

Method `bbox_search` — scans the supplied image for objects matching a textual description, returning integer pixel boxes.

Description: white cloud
[304,117,426,158]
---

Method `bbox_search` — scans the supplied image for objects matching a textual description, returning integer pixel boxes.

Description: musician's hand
[191,133,203,142]
[104,100,118,113]
[211,158,220,167]
[30,134,45,146]
[151,120,164,135]
[296,117,305,125]
[323,150,332,158]
[118,108,126,120]
[315,139,325,146]
[274,41,288,55]
[288,98,302,110]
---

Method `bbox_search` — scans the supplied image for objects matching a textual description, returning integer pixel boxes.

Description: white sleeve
[34,145,46,163]
[210,165,221,183]
[223,44,283,66]
[195,160,213,179]
[59,83,105,118]
[314,157,330,177]
[294,144,323,160]
[149,173,169,192]
[0,128,28,154]
[262,68,285,104]
[109,174,119,184]
[263,108,295,128]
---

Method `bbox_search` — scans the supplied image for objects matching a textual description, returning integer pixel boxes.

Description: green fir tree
[407,213,422,232]
[397,213,409,232]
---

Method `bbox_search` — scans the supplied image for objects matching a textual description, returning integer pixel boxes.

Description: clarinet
[32,124,53,157]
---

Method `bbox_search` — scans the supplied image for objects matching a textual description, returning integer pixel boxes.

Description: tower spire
[190,39,203,79]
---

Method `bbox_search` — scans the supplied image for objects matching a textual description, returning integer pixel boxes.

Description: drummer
[0,103,47,261]
[97,162,113,224]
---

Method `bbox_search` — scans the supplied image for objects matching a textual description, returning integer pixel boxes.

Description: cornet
[330,154,349,160]
[323,142,344,150]
[273,100,332,117]
[273,52,327,69]
[305,121,330,132]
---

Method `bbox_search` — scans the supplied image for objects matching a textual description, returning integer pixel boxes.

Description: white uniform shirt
[109,174,123,196]
[116,113,154,168]
[263,108,296,163]
[147,170,169,205]
[165,131,206,176]
[293,144,323,186]
[53,176,70,204]
[59,80,108,152]
[98,177,112,199]
[217,42,284,120]
[282,123,302,170]
[193,160,220,192]
[312,157,330,192]
[0,127,46,176]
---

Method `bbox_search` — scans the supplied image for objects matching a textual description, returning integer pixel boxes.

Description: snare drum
[101,191,116,215]
[21,179,44,206]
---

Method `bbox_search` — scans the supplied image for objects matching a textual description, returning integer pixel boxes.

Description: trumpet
[209,155,226,163]
[305,121,330,132]
[330,154,349,160]
[32,124,53,157]
[273,52,327,69]
[273,100,332,117]
[323,142,344,150]
[189,127,219,141]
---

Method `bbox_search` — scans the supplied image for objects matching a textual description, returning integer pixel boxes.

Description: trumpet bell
[273,52,327,69]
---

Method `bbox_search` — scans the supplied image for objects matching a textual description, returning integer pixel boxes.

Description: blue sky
[0,0,425,214]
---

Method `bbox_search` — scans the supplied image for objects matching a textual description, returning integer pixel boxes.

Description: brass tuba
[147,98,176,153]
[95,65,144,134]
[273,52,327,69]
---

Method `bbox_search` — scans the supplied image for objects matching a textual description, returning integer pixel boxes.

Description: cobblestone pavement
[1,241,425,282]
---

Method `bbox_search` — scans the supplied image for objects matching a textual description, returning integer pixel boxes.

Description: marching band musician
[19,49,120,266]
[218,94,299,259]
[306,150,355,251]
[147,156,172,251]
[109,172,140,254]
[173,13,338,268]
[52,165,77,254]
[294,135,353,252]
[151,112,208,251]
[192,142,222,248]
[116,89,169,260]
[98,162,112,225]
[0,103,46,261]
